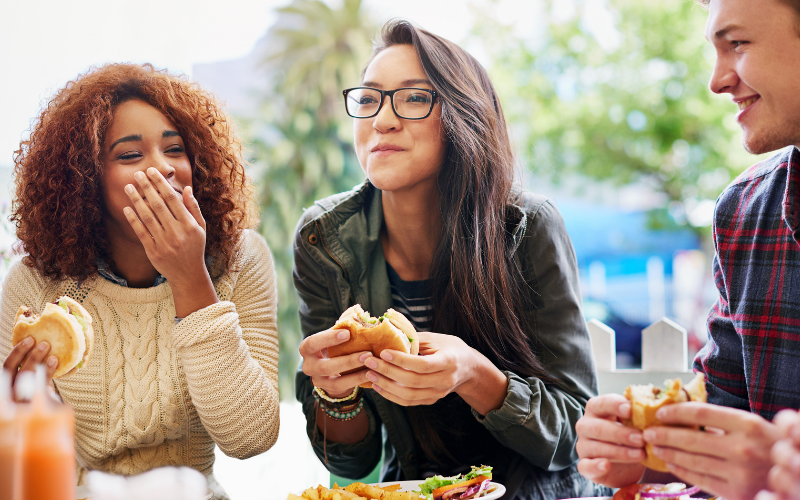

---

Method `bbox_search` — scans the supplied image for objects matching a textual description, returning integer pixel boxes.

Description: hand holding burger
[3,296,94,394]
[329,305,418,388]
[299,305,419,398]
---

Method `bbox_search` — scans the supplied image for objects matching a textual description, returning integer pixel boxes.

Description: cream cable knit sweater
[0,230,280,499]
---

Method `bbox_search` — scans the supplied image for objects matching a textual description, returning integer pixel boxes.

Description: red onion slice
[460,480,491,500]
[442,487,469,500]
[639,486,701,498]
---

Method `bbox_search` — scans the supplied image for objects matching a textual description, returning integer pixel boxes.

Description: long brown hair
[372,20,549,464]
[12,63,256,282]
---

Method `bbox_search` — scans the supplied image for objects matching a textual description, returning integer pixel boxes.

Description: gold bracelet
[313,385,360,403]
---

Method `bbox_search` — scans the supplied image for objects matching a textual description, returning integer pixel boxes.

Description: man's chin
[741,130,789,156]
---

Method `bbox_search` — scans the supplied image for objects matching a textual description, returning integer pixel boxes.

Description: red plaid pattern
[694,147,800,419]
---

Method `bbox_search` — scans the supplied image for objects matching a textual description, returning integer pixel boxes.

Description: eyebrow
[709,23,743,41]
[108,130,181,152]
[362,78,433,88]
[109,134,142,152]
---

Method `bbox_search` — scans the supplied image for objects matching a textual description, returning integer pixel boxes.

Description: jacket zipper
[314,220,348,280]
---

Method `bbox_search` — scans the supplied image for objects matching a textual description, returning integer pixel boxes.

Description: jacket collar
[781,147,800,242]
[311,181,530,275]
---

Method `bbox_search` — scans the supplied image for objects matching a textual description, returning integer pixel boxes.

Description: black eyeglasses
[343,87,438,120]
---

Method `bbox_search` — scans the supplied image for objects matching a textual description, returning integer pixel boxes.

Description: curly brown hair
[12,63,256,282]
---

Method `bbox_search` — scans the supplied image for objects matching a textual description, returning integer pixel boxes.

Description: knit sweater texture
[0,229,280,499]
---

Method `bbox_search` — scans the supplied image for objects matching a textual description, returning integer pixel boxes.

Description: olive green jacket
[293,182,600,499]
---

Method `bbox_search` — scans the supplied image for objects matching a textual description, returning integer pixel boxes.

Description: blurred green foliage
[472,0,764,229]
[242,0,376,398]
[246,0,765,398]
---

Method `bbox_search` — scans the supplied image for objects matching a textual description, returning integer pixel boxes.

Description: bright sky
[0,0,549,168]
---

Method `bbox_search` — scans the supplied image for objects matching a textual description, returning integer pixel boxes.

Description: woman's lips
[371,146,405,156]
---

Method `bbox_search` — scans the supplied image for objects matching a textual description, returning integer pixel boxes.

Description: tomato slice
[612,484,641,500]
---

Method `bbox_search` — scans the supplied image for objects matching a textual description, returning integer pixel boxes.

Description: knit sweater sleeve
[1,261,48,361]
[170,231,280,459]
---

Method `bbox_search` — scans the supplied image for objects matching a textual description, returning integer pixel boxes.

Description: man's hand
[753,410,800,500]
[576,393,647,487]
[643,402,779,500]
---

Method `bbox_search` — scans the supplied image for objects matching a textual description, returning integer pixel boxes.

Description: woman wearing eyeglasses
[294,20,605,499]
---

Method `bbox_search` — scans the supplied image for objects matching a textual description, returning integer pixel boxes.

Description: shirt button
[308,234,318,245]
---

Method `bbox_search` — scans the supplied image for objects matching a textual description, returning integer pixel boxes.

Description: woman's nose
[373,95,401,132]
[149,154,176,178]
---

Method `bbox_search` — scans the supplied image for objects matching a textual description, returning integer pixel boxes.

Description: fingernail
[123,207,132,216]
[23,337,34,346]
[365,358,377,369]
[134,171,144,180]
[651,446,663,457]
[619,403,631,415]
[628,448,641,458]
[597,461,608,473]
[629,433,643,446]
[125,185,134,194]
[358,352,370,362]
[47,356,57,367]
[337,331,349,340]
[656,408,667,420]
[791,454,800,472]
[372,384,382,392]
[38,341,49,351]
[148,168,157,175]
[380,351,393,361]
[366,372,377,382]
[187,186,193,197]
[643,429,655,441]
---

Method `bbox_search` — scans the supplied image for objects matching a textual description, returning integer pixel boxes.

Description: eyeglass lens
[346,88,434,119]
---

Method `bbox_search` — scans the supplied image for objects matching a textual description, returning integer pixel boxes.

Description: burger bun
[328,305,419,388]
[12,296,94,379]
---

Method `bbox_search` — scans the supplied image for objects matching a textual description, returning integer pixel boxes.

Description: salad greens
[58,298,88,330]
[416,466,493,500]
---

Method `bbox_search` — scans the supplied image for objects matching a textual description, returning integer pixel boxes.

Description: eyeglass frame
[342,87,439,120]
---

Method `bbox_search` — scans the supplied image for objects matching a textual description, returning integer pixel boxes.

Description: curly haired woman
[0,63,279,498]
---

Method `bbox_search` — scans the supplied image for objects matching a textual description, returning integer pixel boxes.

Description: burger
[12,296,94,379]
[328,305,418,388]
[623,373,707,472]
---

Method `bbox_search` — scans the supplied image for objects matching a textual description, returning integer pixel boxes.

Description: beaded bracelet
[312,387,366,420]
[320,397,365,421]
[313,385,360,403]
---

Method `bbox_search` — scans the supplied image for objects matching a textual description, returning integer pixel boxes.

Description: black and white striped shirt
[386,263,433,332]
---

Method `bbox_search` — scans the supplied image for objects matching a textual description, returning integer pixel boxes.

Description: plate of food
[403,466,503,500]
[374,480,504,500]
[288,466,503,500]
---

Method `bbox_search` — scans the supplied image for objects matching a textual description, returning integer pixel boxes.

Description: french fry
[291,482,421,500]
[345,483,367,496]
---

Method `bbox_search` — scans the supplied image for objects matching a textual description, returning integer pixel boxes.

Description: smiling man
[574,1,800,499]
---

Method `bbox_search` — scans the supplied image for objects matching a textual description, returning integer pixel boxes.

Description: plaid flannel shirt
[693,146,800,419]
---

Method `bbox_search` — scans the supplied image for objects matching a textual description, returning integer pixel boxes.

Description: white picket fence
[588,316,694,395]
